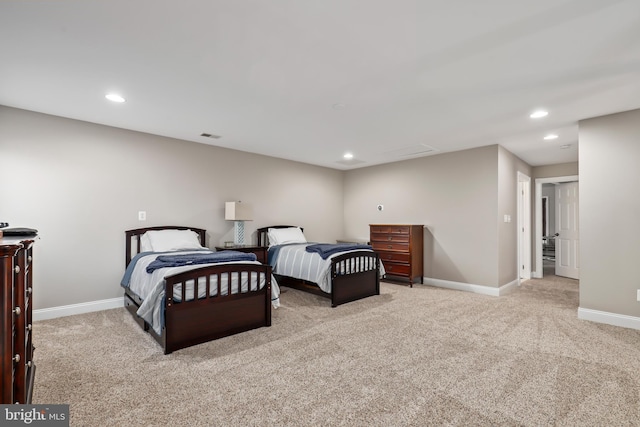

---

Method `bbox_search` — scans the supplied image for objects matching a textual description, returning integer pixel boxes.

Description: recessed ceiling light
[343,152,354,159]
[105,93,125,103]
[560,144,572,149]
[544,134,558,140]
[530,110,548,119]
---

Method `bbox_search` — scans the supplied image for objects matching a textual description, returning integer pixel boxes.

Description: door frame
[534,175,579,278]
[517,172,531,281]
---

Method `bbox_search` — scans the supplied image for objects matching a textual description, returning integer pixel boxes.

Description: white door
[555,182,579,279]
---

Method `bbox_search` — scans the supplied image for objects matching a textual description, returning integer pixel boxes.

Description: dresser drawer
[378,251,411,264]
[371,241,409,252]
[370,233,410,243]
[370,225,411,235]
[382,262,411,277]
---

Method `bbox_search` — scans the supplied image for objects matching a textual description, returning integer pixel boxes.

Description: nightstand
[214,244,268,264]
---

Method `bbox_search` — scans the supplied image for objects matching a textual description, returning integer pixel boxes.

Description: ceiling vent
[382,144,438,158]
[200,133,221,139]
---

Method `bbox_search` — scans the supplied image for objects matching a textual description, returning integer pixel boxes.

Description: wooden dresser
[370,224,424,287]
[1,236,36,404]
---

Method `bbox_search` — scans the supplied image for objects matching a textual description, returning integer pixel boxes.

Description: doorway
[541,193,555,276]
[534,175,579,278]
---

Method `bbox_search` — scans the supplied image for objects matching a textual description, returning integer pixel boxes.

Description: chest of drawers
[1,237,36,404]
[370,224,423,287]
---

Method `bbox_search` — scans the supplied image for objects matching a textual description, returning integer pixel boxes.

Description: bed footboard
[162,263,272,354]
[330,250,380,307]
[163,264,270,353]
[274,251,380,307]
[124,263,272,354]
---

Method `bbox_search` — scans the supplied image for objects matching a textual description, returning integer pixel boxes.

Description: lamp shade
[225,202,253,221]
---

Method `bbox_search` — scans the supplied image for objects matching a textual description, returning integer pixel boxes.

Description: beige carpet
[33,277,640,426]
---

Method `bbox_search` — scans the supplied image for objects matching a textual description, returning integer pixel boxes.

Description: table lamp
[225,201,253,245]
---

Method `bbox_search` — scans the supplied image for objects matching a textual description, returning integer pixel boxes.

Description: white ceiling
[1,0,639,170]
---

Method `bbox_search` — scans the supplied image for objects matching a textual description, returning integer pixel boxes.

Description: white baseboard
[499,279,521,296]
[423,277,519,297]
[33,297,124,321]
[577,307,640,331]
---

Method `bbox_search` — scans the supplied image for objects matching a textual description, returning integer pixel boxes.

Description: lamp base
[234,221,245,245]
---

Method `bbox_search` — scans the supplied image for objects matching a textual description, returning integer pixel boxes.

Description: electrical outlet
[138,211,146,221]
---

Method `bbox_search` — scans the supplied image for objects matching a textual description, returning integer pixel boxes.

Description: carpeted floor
[33,277,640,426]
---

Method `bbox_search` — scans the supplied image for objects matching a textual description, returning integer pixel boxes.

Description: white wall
[343,145,529,288]
[497,146,533,285]
[579,108,640,318]
[0,106,344,310]
[1,104,575,312]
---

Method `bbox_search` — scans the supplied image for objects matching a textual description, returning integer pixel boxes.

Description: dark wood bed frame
[257,225,379,307]
[124,226,272,354]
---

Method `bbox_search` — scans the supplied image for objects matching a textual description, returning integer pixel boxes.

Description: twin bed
[122,225,381,354]
[122,226,275,354]
[257,226,381,307]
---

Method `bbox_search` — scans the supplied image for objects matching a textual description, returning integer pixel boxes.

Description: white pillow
[144,229,205,252]
[267,227,306,246]
[140,233,153,252]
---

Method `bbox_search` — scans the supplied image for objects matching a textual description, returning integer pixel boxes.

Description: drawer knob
[13,306,21,316]
[14,265,21,274]
[387,245,392,249]
[13,354,20,363]
[388,237,392,241]
[27,324,32,331]
[27,287,32,294]
[28,255,32,263]
[27,361,32,368]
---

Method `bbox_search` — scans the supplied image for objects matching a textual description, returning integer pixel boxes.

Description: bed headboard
[256,225,303,247]
[124,226,207,267]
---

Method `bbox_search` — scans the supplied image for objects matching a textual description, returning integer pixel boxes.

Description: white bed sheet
[128,251,280,334]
